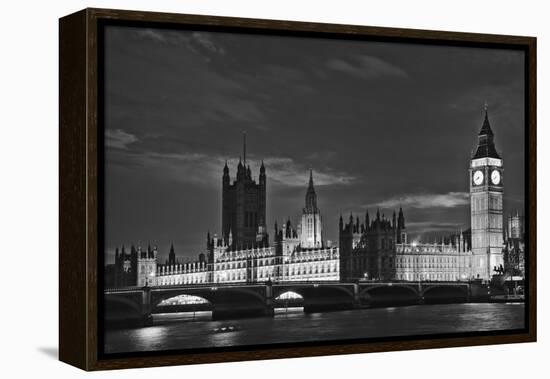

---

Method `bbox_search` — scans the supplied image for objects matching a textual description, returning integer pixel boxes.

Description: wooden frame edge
[59,8,88,370]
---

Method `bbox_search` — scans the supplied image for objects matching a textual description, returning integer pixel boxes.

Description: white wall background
[0,0,547,376]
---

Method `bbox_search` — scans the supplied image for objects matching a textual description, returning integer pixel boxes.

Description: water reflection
[105,303,525,354]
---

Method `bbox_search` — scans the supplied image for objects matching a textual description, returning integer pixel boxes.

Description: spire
[237,156,244,178]
[398,207,405,229]
[168,243,176,265]
[260,159,265,174]
[473,103,500,159]
[304,169,318,212]
[223,160,229,174]
[479,102,494,137]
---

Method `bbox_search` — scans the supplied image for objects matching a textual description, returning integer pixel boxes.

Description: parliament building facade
[338,209,473,282]
[338,107,510,282]
[110,108,524,288]
[114,137,339,288]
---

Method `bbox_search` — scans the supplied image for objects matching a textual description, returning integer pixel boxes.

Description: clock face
[491,169,501,185]
[473,170,484,185]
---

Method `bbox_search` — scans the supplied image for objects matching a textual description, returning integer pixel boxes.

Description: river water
[104,303,525,354]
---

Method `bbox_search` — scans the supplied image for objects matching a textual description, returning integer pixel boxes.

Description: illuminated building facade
[111,109,515,287]
[339,208,474,282]
[394,235,472,281]
[112,159,339,288]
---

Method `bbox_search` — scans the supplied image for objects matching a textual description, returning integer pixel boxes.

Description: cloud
[191,32,226,55]
[367,192,469,209]
[105,129,138,149]
[259,157,355,187]
[327,55,408,80]
[136,28,226,57]
[137,29,166,43]
[107,147,355,189]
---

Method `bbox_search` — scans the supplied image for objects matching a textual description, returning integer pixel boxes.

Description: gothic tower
[397,206,407,244]
[298,170,323,248]
[469,105,504,279]
[168,243,176,266]
[221,132,267,249]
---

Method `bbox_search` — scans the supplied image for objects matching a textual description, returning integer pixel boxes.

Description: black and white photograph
[101,23,528,355]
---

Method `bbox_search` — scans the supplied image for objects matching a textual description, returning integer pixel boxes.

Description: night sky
[103,25,525,264]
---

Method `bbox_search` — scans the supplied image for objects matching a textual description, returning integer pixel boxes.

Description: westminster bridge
[104,281,491,325]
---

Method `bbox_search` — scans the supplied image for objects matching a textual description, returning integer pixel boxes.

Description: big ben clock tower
[470,105,504,279]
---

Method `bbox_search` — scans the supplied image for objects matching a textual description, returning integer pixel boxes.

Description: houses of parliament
[109,108,525,288]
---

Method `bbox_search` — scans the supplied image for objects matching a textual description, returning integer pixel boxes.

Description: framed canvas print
[59,8,536,371]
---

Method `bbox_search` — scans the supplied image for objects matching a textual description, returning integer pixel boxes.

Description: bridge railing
[105,279,474,293]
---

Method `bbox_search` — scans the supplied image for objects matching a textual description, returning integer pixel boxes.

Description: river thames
[104,302,525,354]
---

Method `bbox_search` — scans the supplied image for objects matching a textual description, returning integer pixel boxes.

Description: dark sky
[103,25,525,264]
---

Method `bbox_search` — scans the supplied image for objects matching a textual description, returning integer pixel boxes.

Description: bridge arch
[273,291,305,309]
[275,291,304,300]
[153,294,212,314]
[273,285,354,301]
[273,284,355,313]
[152,287,266,309]
[151,286,271,319]
[157,294,211,306]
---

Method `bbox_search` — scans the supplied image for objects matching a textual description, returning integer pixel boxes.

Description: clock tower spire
[469,104,504,279]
